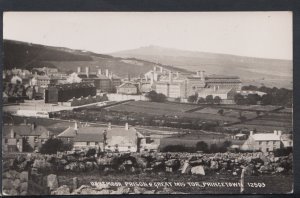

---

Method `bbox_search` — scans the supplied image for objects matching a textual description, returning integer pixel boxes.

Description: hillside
[3,40,189,78]
[111,45,293,89]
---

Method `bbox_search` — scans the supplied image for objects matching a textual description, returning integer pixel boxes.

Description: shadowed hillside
[3,40,189,78]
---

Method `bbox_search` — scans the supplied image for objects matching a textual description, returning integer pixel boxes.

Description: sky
[3,12,293,60]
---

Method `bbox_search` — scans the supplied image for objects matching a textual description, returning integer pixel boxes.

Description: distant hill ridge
[3,40,189,77]
[111,45,293,89]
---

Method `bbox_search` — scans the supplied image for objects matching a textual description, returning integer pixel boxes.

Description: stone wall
[2,170,28,196]
[6,151,292,177]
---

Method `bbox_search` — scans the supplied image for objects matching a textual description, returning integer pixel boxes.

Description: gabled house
[117,82,138,95]
[240,130,284,152]
[57,122,106,151]
[3,124,52,152]
[105,123,139,152]
[2,126,23,152]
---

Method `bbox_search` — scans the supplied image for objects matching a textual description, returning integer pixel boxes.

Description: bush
[188,94,198,103]
[206,95,214,104]
[22,138,33,152]
[195,141,208,152]
[161,145,195,152]
[40,138,73,154]
[145,91,167,102]
[274,147,293,157]
[86,148,96,157]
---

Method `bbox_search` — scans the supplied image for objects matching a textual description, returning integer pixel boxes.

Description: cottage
[105,123,140,152]
[73,133,104,152]
[2,126,23,152]
[117,82,138,95]
[240,130,283,152]
[57,122,106,151]
[3,124,52,152]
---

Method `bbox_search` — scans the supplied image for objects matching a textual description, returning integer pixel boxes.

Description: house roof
[205,78,242,83]
[206,75,240,79]
[106,126,138,146]
[57,126,106,138]
[118,82,137,89]
[235,133,247,137]
[73,133,104,142]
[57,127,77,138]
[198,88,234,95]
[107,127,137,139]
[3,124,50,137]
[251,133,281,141]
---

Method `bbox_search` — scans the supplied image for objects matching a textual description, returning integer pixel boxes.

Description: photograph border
[0,0,299,197]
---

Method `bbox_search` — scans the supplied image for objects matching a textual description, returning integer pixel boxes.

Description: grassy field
[57,171,293,194]
[106,101,240,123]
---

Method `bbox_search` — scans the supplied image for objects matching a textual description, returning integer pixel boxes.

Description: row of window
[258,141,277,145]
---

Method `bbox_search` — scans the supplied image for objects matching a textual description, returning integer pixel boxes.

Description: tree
[188,94,198,103]
[234,94,246,105]
[197,97,205,104]
[22,138,33,152]
[213,96,221,104]
[196,141,208,152]
[206,95,214,104]
[145,90,157,101]
[40,138,72,154]
[218,109,224,116]
[156,93,167,102]
[145,91,166,102]
[247,94,260,105]
[261,94,273,105]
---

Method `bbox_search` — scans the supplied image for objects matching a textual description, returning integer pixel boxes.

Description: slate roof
[118,82,137,89]
[251,133,281,141]
[57,126,106,138]
[3,124,50,137]
[198,88,234,95]
[73,133,104,142]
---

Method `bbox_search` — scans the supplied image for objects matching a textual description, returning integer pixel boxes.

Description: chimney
[213,86,216,92]
[154,66,157,72]
[278,130,282,136]
[77,67,81,73]
[74,122,78,134]
[105,69,109,77]
[31,123,35,131]
[85,67,89,78]
[274,130,278,135]
[125,123,129,130]
[47,131,50,137]
[151,71,154,84]
[169,71,173,83]
[10,129,15,138]
[196,71,201,76]
[250,130,254,136]
[108,122,111,130]
[98,69,102,75]
[160,66,163,72]
[176,72,179,78]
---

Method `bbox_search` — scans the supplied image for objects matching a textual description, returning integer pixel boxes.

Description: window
[266,141,269,145]
[259,141,262,145]
[34,137,38,143]
[4,139,8,144]
[87,141,90,146]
